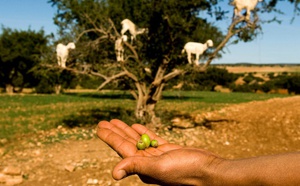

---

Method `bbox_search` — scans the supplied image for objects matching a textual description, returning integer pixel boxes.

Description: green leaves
[0,27,49,90]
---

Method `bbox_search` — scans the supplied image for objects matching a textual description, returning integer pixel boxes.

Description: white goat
[115,35,128,62]
[231,0,262,21]
[182,40,213,65]
[121,19,148,44]
[56,42,76,68]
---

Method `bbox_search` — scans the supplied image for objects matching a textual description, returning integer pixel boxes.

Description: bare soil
[1,96,300,186]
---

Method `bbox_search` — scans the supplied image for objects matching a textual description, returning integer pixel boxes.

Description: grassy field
[0,91,291,142]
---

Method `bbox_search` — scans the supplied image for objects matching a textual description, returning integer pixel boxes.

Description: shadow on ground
[60,107,136,128]
[60,106,194,128]
[63,92,135,100]
[64,91,205,101]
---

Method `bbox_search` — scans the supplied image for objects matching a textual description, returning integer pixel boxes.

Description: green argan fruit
[141,134,151,148]
[136,139,147,150]
[150,140,158,148]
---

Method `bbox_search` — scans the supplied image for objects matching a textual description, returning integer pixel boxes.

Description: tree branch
[163,69,185,82]
[96,71,127,90]
[76,14,116,42]
[203,16,252,69]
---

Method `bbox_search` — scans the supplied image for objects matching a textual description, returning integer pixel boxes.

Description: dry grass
[219,65,300,74]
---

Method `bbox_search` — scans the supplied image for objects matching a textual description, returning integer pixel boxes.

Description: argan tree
[0,27,49,94]
[48,0,299,124]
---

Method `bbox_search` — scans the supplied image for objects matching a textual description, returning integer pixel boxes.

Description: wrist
[202,157,233,186]
[212,158,264,186]
[190,154,231,186]
[203,158,254,186]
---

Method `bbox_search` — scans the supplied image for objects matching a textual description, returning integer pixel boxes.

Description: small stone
[0,138,8,145]
[33,149,41,156]
[64,165,76,172]
[4,175,23,185]
[86,178,98,185]
[3,166,21,176]
[0,173,8,183]
[224,141,230,145]
[0,148,4,156]
[171,118,194,129]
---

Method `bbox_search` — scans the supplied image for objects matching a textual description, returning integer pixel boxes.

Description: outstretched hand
[98,119,182,156]
[97,119,222,185]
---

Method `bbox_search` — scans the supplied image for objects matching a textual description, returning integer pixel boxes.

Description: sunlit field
[0,91,290,142]
[221,65,300,74]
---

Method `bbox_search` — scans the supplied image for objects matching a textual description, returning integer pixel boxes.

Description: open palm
[97,119,182,159]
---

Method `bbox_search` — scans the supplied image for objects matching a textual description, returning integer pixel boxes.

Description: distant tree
[0,27,49,93]
[287,75,300,94]
[177,67,238,91]
[48,0,299,124]
[259,81,275,93]
[272,74,300,94]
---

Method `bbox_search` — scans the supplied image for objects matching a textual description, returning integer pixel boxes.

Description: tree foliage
[0,27,49,93]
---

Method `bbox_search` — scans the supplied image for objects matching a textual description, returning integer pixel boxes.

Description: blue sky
[0,0,299,64]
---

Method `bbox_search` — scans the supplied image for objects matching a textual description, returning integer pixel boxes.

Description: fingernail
[118,170,127,179]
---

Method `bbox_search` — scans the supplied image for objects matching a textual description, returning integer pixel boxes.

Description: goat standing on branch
[115,35,128,62]
[231,0,262,21]
[182,40,213,65]
[56,42,76,68]
[121,19,148,44]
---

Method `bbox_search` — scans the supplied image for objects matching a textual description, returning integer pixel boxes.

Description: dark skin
[97,119,300,186]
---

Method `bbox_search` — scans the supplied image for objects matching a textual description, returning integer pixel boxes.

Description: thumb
[112,156,153,180]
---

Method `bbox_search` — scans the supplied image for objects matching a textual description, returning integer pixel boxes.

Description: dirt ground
[1,96,300,186]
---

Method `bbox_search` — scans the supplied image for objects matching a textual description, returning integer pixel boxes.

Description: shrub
[231,84,253,92]
[285,75,300,94]
[259,81,275,93]
[35,78,55,94]
[169,66,238,91]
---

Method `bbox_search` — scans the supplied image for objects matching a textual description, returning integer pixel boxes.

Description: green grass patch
[0,91,291,143]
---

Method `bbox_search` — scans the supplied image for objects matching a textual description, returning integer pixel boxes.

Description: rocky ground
[1,96,300,186]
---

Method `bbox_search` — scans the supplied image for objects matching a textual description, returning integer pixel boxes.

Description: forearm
[212,152,300,186]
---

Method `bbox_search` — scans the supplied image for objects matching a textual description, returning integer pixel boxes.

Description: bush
[34,69,78,94]
[78,75,104,89]
[35,78,55,94]
[257,74,300,94]
[168,66,238,91]
[259,81,275,93]
[243,73,264,84]
[230,84,253,92]
[285,75,300,94]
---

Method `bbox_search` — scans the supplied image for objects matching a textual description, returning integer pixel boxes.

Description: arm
[97,119,300,186]
[219,152,300,186]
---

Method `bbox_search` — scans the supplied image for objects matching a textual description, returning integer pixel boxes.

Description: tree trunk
[134,83,164,126]
[134,58,170,125]
[5,84,14,94]
[55,84,62,94]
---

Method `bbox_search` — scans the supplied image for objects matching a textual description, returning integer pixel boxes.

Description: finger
[112,156,157,180]
[98,120,138,145]
[110,119,141,141]
[97,121,137,158]
[132,124,168,145]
